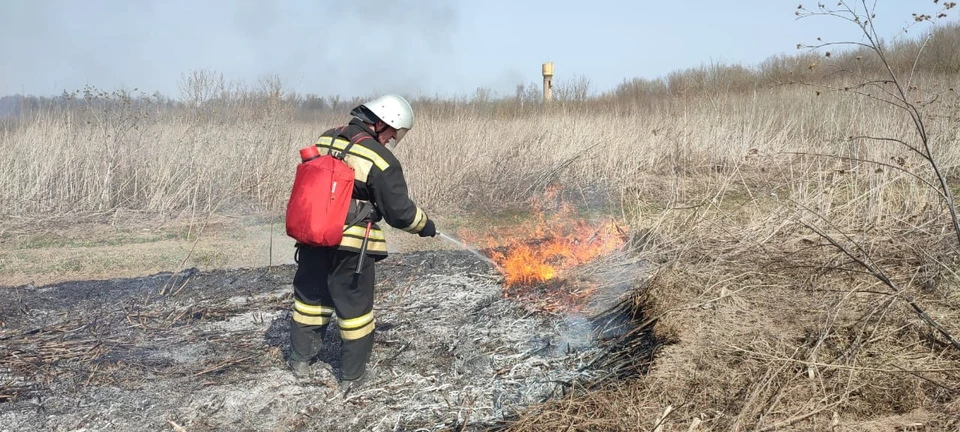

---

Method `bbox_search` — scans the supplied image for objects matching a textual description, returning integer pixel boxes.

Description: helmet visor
[394,127,409,143]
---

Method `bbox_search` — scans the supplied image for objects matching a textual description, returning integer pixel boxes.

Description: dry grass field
[3,12,960,431]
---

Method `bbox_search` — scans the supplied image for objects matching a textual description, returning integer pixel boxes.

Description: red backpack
[285,130,368,247]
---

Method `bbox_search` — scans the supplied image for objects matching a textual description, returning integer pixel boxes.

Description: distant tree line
[2,21,957,120]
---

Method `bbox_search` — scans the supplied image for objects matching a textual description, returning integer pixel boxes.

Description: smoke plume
[0,0,459,99]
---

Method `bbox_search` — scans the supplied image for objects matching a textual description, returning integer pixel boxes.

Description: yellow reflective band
[293,311,330,326]
[339,312,374,329]
[340,236,388,252]
[343,225,386,241]
[316,137,390,171]
[294,300,334,316]
[403,208,427,233]
[340,320,375,340]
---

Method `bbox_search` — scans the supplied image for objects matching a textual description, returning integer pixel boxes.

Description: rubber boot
[288,321,327,377]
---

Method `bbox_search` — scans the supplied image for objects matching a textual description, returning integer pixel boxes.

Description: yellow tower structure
[542,62,554,102]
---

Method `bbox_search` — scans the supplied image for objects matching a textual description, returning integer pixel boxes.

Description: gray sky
[0,0,953,99]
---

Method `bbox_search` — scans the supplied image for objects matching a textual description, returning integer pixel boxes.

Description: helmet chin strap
[353,112,398,148]
[373,122,398,149]
[354,119,386,145]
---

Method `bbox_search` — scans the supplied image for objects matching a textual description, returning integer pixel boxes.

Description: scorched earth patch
[0,248,654,431]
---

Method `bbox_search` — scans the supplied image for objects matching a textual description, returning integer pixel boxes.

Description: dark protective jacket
[313,118,431,259]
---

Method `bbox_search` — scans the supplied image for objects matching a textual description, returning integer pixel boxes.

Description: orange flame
[489,218,625,288]
[461,188,628,311]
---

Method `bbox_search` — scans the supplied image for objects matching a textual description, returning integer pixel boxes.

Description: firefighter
[286,94,437,396]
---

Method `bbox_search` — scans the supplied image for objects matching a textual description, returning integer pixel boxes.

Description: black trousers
[289,245,375,381]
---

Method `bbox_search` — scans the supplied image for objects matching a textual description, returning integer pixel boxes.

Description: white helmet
[352,94,415,143]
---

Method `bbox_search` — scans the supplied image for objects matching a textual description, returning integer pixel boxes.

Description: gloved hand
[418,219,437,237]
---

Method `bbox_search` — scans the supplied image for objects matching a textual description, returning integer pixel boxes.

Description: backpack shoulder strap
[338,130,378,161]
[349,131,374,144]
[338,135,360,161]
[326,126,377,161]
[325,126,347,156]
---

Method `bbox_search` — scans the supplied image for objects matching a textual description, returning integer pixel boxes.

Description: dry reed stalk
[3,77,955,224]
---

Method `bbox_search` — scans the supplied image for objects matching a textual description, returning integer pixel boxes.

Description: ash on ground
[0,250,653,432]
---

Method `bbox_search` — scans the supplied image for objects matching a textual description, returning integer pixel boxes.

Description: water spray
[436,232,498,267]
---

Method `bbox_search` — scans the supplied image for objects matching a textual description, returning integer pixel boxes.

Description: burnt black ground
[0,249,652,432]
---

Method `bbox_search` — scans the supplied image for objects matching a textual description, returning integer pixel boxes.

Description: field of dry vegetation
[3,7,960,431]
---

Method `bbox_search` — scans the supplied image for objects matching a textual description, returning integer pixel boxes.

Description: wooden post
[542,62,553,102]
